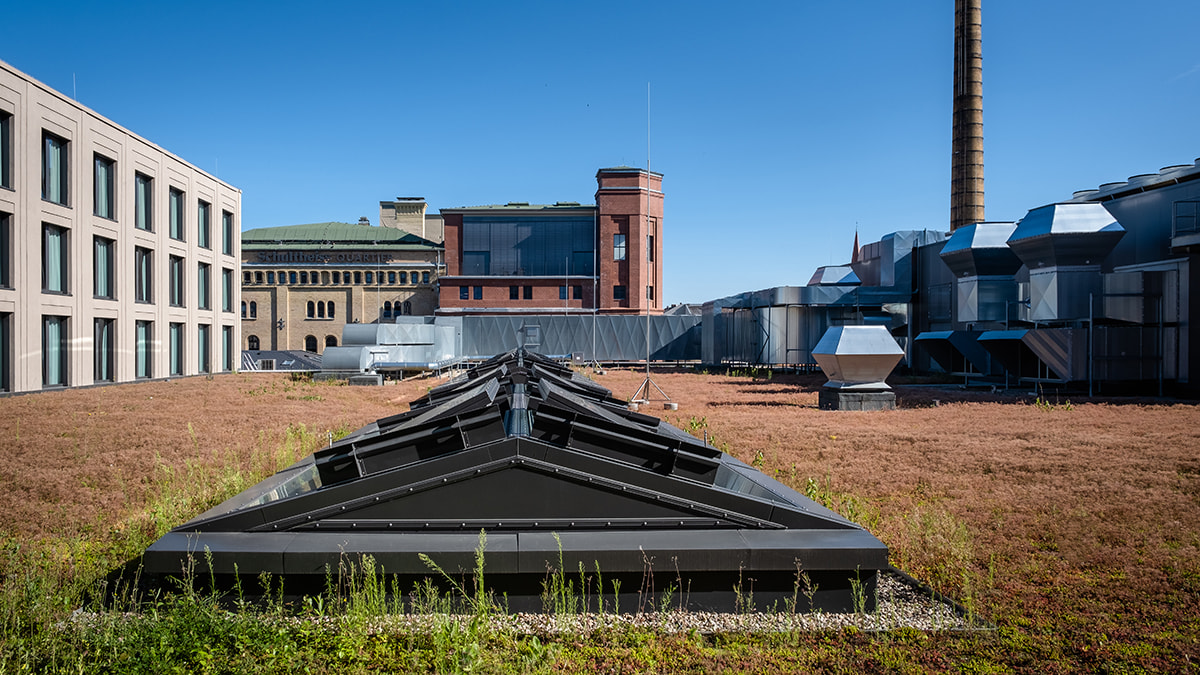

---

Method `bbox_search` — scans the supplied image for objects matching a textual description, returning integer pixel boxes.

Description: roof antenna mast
[632,81,672,407]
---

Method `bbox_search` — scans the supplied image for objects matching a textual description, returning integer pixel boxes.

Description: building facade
[438,167,663,315]
[239,219,441,354]
[0,60,241,394]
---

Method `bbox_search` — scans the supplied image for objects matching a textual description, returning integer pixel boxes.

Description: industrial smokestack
[951,0,984,231]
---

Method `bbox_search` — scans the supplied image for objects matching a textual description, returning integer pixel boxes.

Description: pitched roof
[241,222,440,250]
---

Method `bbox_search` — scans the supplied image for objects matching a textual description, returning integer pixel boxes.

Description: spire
[851,229,861,265]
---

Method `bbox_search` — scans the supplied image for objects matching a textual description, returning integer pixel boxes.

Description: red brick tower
[595,167,664,314]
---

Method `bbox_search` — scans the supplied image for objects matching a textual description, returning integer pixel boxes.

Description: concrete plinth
[348,374,383,386]
[819,388,896,411]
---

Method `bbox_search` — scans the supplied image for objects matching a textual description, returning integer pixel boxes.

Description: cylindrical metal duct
[951,0,985,231]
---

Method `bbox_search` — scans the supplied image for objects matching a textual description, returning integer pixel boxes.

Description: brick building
[438,167,663,315]
[239,218,440,354]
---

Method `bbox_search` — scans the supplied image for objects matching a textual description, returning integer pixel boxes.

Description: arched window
[317,302,325,318]
[403,301,412,315]
[399,272,408,284]
[365,271,374,285]
[249,301,257,319]
[240,301,247,318]
[306,301,315,318]
[325,335,338,347]
[342,271,351,284]
[300,271,308,284]
[328,301,336,319]
[383,301,392,319]
[247,335,260,350]
[305,335,317,352]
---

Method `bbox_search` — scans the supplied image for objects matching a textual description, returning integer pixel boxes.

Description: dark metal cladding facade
[138,349,887,612]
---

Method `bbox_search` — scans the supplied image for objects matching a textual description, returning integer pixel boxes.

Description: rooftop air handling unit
[1006,203,1125,322]
[813,326,905,411]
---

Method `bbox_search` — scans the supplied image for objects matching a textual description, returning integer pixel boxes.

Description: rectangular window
[135,173,153,231]
[299,271,308,285]
[94,155,115,219]
[0,213,10,288]
[134,247,153,303]
[94,318,115,383]
[614,234,627,261]
[169,322,184,376]
[365,271,373,285]
[388,271,396,284]
[399,271,408,284]
[613,285,627,301]
[459,286,469,300]
[43,224,69,294]
[559,285,567,300]
[647,235,654,262]
[573,285,583,300]
[221,268,233,312]
[42,132,68,205]
[254,272,263,284]
[135,320,153,378]
[221,325,233,372]
[43,315,68,387]
[168,255,185,307]
[647,285,654,301]
[197,263,210,309]
[94,236,115,299]
[221,211,234,255]
[0,312,10,392]
[473,286,483,300]
[0,111,11,189]
[509,285,519,300]
[197,324,211,374]
[288,271,297,284]
[422,272,430,284]
[267,271,275,284]
[523,285,532,299]
[197,201,211,249]
[169,188,185,241]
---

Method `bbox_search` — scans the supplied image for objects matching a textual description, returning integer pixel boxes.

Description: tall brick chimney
[951,0,985,231]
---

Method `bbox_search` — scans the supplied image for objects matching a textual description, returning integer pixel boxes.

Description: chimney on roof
[951,0,985,231]
[358,217,371,226]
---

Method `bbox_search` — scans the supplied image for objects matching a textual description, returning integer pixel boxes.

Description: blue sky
[5,1,1199,305]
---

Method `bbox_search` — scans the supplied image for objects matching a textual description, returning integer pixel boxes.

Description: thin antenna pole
[632,81,670,405]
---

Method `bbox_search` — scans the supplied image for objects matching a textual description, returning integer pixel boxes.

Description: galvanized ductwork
[1007,203,1126,322]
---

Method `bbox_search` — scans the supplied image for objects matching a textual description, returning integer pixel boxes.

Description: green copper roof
[242,222,440,250]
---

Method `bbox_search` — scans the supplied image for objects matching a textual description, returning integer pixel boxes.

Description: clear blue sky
[5,1,1199,305]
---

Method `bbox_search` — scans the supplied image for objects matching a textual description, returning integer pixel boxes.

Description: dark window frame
[42,315,69,387]
[134,247,153,303]
[42,223,69,295]
[135,173,153,231]
[94,236,115,300]
[42,131,69,206]
[94,317,115,383]
[93,154,116,220]
[197,200,211,249]
[168,255,185,307]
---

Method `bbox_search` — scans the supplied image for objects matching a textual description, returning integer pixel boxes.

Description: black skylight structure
[140,349,887,612]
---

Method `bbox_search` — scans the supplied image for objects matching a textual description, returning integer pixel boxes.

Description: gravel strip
[66,573,984,635]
